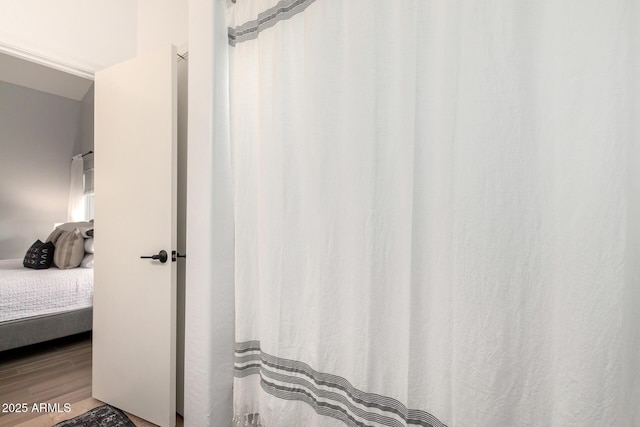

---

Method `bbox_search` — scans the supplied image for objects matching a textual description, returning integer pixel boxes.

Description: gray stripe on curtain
[228,0,318,46]
[234,341,448,427]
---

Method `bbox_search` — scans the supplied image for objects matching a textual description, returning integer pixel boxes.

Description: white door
[93,45,177,427]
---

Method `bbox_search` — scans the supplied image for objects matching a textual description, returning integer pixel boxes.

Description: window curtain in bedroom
[228,1,640,426]
[67,154,85,222]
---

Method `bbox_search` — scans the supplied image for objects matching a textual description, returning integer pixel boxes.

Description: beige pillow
[53,229,85,269]
[56,221,94,238]
[45,228,65,245]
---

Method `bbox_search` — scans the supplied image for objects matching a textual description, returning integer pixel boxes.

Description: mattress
[0,259,93,323]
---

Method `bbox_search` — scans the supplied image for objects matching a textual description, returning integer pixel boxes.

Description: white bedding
[0,259,93,323]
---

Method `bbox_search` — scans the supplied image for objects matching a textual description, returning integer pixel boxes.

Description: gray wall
[0,81,88,259]
[77,85,95,170]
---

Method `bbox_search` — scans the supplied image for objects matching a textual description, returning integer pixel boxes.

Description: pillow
[23,240,55,269]
[56,221,94,238]
[80,253,94,269]
[46,228,65,245]
[84,238,94,254]
[53,229,85,269]
[56,221,93,231]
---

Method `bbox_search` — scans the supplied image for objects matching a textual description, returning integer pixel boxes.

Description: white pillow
[80,253,94,268]
[84,238,94,254]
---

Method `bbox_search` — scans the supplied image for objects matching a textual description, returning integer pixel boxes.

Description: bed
[0,258,93,352]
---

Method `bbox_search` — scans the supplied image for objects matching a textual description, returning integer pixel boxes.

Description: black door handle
[171,250,186,262]
[140,250,168,263]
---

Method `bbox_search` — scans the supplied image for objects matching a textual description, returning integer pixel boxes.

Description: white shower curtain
[68,154,85,222]
[229,1,640,426]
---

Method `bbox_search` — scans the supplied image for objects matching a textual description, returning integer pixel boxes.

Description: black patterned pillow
[23,240,55,269]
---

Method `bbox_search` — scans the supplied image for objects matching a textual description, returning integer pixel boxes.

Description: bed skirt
[0,308,92,352]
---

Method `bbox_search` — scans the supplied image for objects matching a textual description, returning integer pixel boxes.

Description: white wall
[184,0,235,426]
[0,0,137,72]
[137,0,188,55]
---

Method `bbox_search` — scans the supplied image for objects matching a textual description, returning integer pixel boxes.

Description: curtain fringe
[233,413,262,426]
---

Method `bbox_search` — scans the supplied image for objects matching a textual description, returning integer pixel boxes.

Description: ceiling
[0,51,93,101]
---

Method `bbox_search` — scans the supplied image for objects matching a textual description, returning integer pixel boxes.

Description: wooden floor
[0,334,184,427]
[0,333,92,427]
